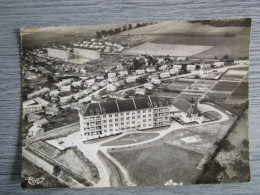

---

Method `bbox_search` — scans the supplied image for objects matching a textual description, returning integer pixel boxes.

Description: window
[109,114,112,117]
[121,122,124,126]
[143,115,146,118]
[115,119,118,122]
[143,110,146,113]
[103,115,106,118]
[115,123,119,126]
[137,111,141,114]
[143,119,146,122]
[120,113,124,116]
[126,117,130,120]
[109,119,112,122]
[143,124,146,127]
[132,116,135,119]
[126,112,129,115]
[115,114,118,117]
[103,120,107,123]
[148,114,152,117]
[126,122,130,125]
[109,124,113,127]
[132,121,135,124]
[104,125,107,128]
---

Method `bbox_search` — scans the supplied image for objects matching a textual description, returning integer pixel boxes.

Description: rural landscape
[21,18,250,188]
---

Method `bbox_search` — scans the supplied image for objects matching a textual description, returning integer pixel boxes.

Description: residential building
[27,126,44,138]
[45,107,59,116]
[60,95,72,104]
[160,72,170,78]
[200,67,213,75]
[159,65,168,71]
[23,99,42,115]
[84,78,96,86]
[55,79,72,89]
[79,96,170,141]
[71,80,82,87]
[92,84,99,91]
[27,113,42,123]
[108,77,118,83]
[47,48,70,61]
[213,62,224,67]
[144,83,154,90]
[170,68,179,75]
[114,80,125,87]
[176,57,187,61]
[146,67,156,73]
[34,118,48,127]
[49,90,59,97]
[27,87,50,99]
[118,70,128,77]
[126,76,138,83]
[72,91,85,100]
[171,98,204,124]
[187,65,196,71]
[172,65,182,70]
[151,78,162,85]
[136,69,145,75]
[135,88,146,95]
[60,85,71,92]
[96,74,105,80]
[73,48,100,60]
[108,72,117,78]
[107,84,117,91]
[234,60,249,65]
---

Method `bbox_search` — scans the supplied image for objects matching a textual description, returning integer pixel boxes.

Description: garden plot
[222,70,248,80]
[123,42,213,57]
[212,81,240,92]
[164,81,193,93]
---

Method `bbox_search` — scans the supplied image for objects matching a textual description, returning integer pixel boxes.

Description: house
[27,87,50,99]
[108,72,117,78]
[135,88,146,95]
[96,74,105,80]
[126,76,138,83]
[49,90,59,97]
[172,65,182,70]
[171,98,204,124]
[60,85,71,92]
[79,96,170,141]
[213,62,224,67]
[92,84,99,91]
[34,118,48,127]
[27,113,42,123]
[144,83,154,90]
[109,92,126,100]
[200,64,211,69]
[160,72,170,78]
[71,103,85,110]
[60,95,72,104]
[23,99,42,115]
[108,77,118,83]
[118,70,128,77]
[82,88,94,95]
[27,126,44,138]
[80,68,87,74]
[34,97,50,107]
[71,80,82,87]
[146,67,156,73]
[84,78,96,86]
[200,67,213,75]
[159,65,168,71]
[45,107,59,116]
[136,69,145,75]
[107,84,117,91]
[99,80,108,87]
[55,79,72,89]
[234,59,249,65]
[176,57,187,61]
[114,80,125,87]
[78,96,92,103]
[72,91,85,100]
[187,65,196,71]
[116,64,124,71]
[170,68,179,75]
[151,78,162,85]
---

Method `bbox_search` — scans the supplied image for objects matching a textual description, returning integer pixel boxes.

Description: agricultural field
[109,143,203,186]
[206,92,230,102]
[221,69,248,81]
[123,42,213,57]
[164,81,194,93]
[178,93,202,102]
[102,133,159,147]
[212,81,239,92]
[226,81,249,104]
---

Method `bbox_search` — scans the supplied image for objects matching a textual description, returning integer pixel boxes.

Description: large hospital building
[79,96,170,141]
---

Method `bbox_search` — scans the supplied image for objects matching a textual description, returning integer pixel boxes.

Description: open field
[222,69,248,80]
[164,81,193,92]
[206,92,230,102]
[178,93,202,102]
[109,143,203,186]
[102,133,159,146]
[226,81,248,104]
[212,81,239,91]
[123,42,213,56]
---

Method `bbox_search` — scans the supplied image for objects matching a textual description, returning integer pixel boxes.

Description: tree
[128,24,132,30]
[223,55,229,61]
[53,165,61,176]
[47,74,55,83]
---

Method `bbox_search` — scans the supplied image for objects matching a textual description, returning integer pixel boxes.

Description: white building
[55,79,72,89]
[27,126,44,138]
[73,48,100,60]
[107,84,117,91]
[27,87,50,99]
[151,78,162,85]
[60,85,71,92]
[23,99,42,115]
[27,113,42,123]
[84,78,96,86]
[146,67,156,73]
[144,83,154,90]
[213,62,224,67]
[34,118,48,127]
[72,91,85,100]
[92,84,99,91]
[108,72,117,78]
[49,90,59,97]
[135,88,146,95]
[79,96,170,141]
[172,65,182,70]
[47,48,70,61]
[176,57,187,61]
[200,67,213,75]
[169,68,179,75]
[136,69,145,75]
[159,65,168,71]
[118,71,128,77]
[126,76,138,83]
[60,95,72,104]
[34,97,50,107]
[187,65,196,71]
[72,80,82,87]
[160,72,170,78]
[114,80,125,87]
[171,98,204,124]
[234,60,249,65]
[108,77,118,83]
[45,107,59,116]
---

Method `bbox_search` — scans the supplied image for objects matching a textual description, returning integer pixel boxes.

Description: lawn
[101,133,159,147]
[109,143,203,186]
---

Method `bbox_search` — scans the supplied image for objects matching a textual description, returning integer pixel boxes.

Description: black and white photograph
[20,18,251,189]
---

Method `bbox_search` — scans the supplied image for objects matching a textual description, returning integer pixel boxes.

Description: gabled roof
[80,96,168,116]
[173,98,200,115]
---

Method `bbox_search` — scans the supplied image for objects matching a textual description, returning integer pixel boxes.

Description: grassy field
[222,69,248,81]
[102,133,159,146]
[206,92,230,102]
[123,42,213,57]
[109,143,203,186]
